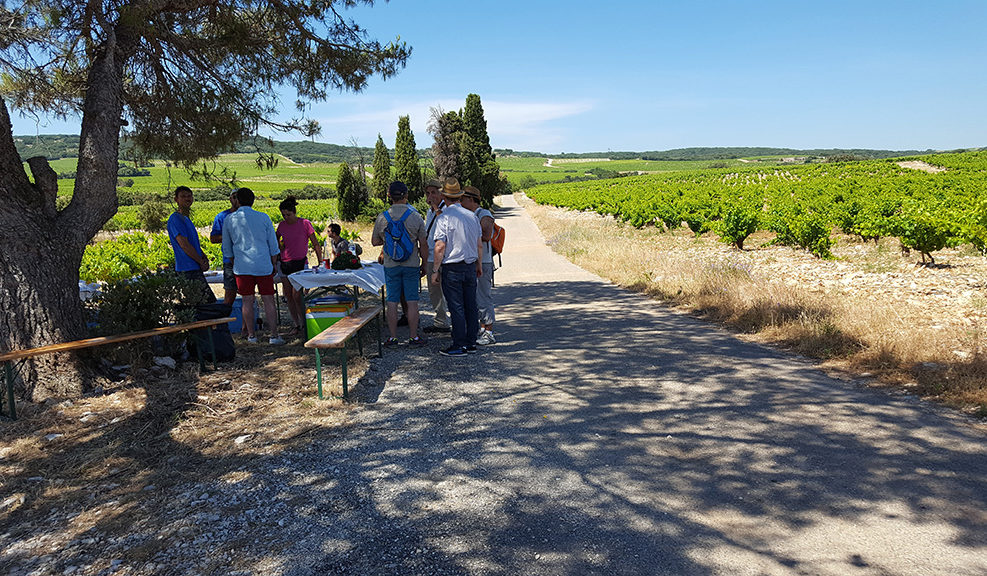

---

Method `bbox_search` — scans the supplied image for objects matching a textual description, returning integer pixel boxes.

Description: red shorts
[235,274,276,296]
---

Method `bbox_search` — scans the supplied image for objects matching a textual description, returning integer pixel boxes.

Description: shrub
[714,197,761,249]
[358,197,389,224]
[87,270,206,338]
[117,163,152,177]
[137,201,170,232]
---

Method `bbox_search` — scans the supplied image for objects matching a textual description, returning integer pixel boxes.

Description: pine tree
[371,134,391,201]
[394,116,422,201]
[0,0,409,400]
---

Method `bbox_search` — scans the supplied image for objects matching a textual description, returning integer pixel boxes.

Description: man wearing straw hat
[431,177,483,357]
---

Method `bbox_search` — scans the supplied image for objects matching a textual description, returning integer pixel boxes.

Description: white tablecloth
[287,262,385,295]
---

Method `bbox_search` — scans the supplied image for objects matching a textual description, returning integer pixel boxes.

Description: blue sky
[10,0,987,153]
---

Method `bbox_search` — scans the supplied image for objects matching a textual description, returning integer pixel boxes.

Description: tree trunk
[0,32,129,402]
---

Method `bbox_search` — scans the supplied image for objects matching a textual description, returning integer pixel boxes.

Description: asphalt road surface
[274,194,986,575]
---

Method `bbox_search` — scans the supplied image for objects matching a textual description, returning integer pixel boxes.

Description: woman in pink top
[277,196,323,337]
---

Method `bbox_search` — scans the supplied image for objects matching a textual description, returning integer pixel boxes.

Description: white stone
[153,356,176,369]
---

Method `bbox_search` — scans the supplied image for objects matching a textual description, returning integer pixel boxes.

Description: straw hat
[441,177,463,198]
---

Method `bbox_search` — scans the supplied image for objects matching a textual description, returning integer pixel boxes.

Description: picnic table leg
[207,327,218,370]
[315,349,324,400]
[340,342,349,400]
[376,312,383,358]
[195,337,206,373]
[3,361,15,420]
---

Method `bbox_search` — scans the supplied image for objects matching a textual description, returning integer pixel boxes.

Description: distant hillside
[14,135,959,165]
[495,147,941,161]
[12,135,405,165]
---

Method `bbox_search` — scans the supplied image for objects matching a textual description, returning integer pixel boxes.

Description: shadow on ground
[2,279,985,575]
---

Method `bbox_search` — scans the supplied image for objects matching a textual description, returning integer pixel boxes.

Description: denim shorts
[384,266,420,303]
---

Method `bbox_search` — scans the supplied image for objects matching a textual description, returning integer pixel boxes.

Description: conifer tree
[338,162,364,221]
[428,108,465,180]
[394,115,422,201]
[459,94,502,207]
[371,134,391,201]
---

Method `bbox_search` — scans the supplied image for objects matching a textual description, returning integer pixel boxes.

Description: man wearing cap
[431,177,483,357]
[209,190,240,305]
[371,181,429,346]
[422,179,450,333]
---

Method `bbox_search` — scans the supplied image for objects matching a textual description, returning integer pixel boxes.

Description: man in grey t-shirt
[462,187,496,345]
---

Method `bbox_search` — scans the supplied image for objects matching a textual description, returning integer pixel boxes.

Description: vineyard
[526,151,987,263]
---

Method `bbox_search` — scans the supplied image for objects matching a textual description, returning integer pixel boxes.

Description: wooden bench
[0,317,236,420]
[304,305,383,400]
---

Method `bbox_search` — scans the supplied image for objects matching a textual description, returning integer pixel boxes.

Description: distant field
[43,153,340,197]
[498,156,765,187]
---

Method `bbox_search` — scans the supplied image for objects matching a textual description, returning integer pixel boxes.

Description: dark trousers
[441,261,479,349]
[181,269,218,304]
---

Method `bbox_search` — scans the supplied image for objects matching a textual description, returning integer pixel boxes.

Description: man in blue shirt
[209,190,240,304]
[221,187,283,345]
[167,186,216,303]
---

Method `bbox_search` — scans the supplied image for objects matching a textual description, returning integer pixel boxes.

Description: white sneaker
[269,337,285,345]
[247,336,258,343]
[476,330,496,345]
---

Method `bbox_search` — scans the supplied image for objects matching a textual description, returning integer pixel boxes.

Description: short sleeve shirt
[434,204,481,265]
[167,211,203,272]
[372,204,426,268]
[475,207,494,264]
[211,209,234,264]
[276,218,315,262]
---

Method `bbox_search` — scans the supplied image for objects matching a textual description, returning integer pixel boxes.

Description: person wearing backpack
[371,181,428,346]
[461,187,496,345]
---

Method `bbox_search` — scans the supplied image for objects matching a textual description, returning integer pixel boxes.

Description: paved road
[269,194,985,575]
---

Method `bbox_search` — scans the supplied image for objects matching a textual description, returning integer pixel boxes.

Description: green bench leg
[3,361,16,420]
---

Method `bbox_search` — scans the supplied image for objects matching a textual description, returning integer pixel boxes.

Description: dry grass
[521,194,987,418]
[0,298,379,541]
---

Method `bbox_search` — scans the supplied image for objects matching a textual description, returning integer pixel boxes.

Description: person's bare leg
[261,293,279,338]
[386,301,399,339]
[407,302,420,339]
[241,295,257,338]
[283,281,302,331]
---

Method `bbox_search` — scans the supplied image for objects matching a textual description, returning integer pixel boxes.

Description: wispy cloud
[307,97,593,151]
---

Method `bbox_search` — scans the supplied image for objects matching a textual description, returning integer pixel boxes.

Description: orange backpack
[490,221,505,260]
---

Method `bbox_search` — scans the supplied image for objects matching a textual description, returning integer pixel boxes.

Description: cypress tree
[394,115,422,201]
[371,134,391,201]
[459,94,502,207]
[338,162,362,221]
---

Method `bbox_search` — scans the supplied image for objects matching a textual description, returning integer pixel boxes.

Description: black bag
[189,303,236,363]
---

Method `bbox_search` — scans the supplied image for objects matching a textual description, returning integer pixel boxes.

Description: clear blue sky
[10,0,987,153]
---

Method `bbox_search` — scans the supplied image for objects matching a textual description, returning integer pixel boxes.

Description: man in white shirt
[431,178,483,357]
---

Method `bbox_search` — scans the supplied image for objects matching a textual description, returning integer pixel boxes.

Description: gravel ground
[2,195,986,575]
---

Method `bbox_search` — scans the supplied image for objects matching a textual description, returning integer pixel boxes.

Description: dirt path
[4,196,985,576]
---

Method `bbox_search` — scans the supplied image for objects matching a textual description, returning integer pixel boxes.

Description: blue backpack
[383,208,416,262]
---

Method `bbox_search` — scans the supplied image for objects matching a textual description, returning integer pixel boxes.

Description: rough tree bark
[0,34,129,401]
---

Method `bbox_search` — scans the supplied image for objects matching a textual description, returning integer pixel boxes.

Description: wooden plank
[305,306,382,349]
[0,317,235,363]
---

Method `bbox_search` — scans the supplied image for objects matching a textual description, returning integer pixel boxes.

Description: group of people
[166,177,499,356]
[371,177,496,357]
